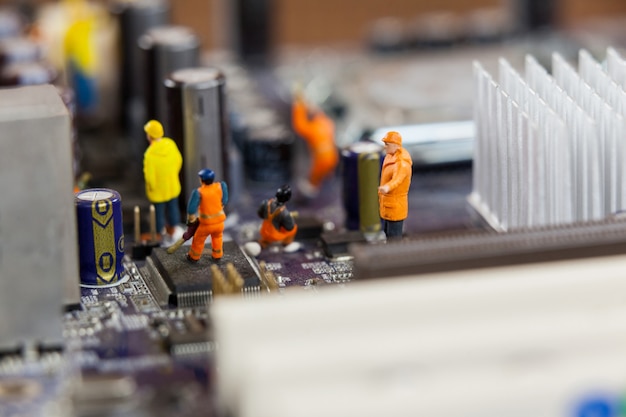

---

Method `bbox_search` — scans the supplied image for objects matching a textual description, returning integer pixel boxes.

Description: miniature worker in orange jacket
[143,119,183,238]
[292,93,339,198]
[258,184,298,248]
[243,185,301,257]
[378,131,412,240]
[186,169,228,263]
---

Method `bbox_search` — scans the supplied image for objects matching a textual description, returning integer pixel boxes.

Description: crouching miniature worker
[186,169,228,263]
[378,131,412,240]
[244,185,301,257]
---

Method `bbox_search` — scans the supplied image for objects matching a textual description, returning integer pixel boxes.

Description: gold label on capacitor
[91,199,118,285]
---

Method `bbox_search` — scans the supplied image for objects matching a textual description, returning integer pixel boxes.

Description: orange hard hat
[382,131,402,145]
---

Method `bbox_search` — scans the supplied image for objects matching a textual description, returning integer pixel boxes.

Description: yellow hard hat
[144,120,164,138]
[382,131,402,146]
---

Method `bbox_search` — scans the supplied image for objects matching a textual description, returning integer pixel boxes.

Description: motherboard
[3,2,624,413]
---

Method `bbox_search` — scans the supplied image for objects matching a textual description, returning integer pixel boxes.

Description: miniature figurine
[292,91,339,198]
[143,119,183,242]
[378,131,413,240]
[63,0,98,115]
[244,185,301,257]
[186,169,228,263]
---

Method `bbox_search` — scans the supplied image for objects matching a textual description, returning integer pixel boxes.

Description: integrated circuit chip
[142,242,259,307]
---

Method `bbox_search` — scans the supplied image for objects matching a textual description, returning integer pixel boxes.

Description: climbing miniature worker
[292,91,339,198]
[378,131,413,240]
[143,119,183,241]
[186,169,228,263]
[244,185,301,257]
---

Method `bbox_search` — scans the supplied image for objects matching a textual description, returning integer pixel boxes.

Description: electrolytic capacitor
[110,0,170,133]
[358,151,382,236]
[341,141,383,231]
[165,67,231,209]
[139,25,200,131]
[75,189,125,287]
[244,124,293,183]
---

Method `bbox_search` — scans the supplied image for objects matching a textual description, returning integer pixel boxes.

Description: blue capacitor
[341,141,384,230]
[75,189,125,287]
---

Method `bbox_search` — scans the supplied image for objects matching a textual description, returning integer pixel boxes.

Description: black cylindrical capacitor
[139,25,200,132]
[244,124,293,183]
[342,141,383,231]
[110,0,170,133]
[232,0,273,64]
[165,67,231,212]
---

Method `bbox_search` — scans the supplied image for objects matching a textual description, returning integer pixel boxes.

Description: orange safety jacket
[379,147,413,221]
[292,99,338,187]
[260,202,297,243]
[198,183,226,225]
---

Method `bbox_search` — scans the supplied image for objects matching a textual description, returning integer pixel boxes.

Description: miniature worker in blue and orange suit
[186,169,228,263]
[378,131,413,240]
[143,119,183,241]
[244,185,301,257]
[292,91,339,198]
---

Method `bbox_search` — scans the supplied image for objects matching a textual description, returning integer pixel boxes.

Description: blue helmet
[198,169,215,182]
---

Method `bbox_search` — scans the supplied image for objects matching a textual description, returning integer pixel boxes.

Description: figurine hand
[378,185,390,194]
[292,82,304,101]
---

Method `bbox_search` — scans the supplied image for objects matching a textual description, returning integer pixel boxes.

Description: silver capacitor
[139,25,199,131]
[164,67,232,208]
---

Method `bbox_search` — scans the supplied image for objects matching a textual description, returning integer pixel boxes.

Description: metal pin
[226,263,244,293]
[211,265,225,296]
[149,204,157,242]
[134,206,141,243]
[258,261,278,292]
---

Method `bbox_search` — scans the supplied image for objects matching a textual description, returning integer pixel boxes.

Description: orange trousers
[188,222,224,261]
[309,150,338,187]
[259,222,298,247]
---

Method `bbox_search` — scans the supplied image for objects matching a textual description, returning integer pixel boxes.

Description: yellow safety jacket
[143,137,182,203]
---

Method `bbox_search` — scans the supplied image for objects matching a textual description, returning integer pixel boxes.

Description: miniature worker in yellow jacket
[378,131,412,240]
[143,120,183,237]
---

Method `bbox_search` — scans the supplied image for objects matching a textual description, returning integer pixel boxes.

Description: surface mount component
[320,230,367,259]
